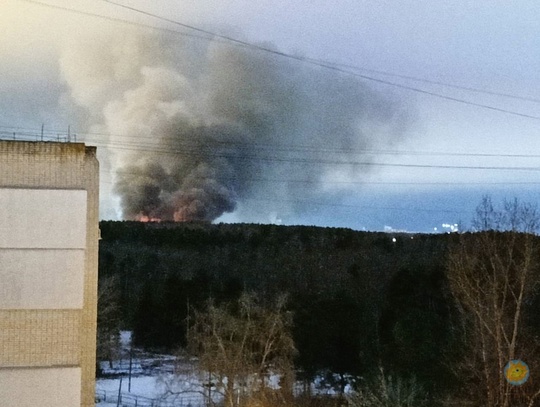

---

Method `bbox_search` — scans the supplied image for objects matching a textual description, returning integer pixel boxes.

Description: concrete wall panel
[0,189,87,249]
[0,250,84,309]
[0,367,81,407]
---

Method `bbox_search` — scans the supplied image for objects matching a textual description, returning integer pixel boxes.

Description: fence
[0,127,78,143]
[96,389,204,407]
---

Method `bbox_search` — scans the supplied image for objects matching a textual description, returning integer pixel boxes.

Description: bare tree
[347,366,427,407]
[97,275,121,370]
[187,292,296,407]
[448,196,540,406]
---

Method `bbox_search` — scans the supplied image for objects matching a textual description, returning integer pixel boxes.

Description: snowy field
[96,374,207,407]
[95,332,348,406]
[96,332,218,406]
[96,368,349,407]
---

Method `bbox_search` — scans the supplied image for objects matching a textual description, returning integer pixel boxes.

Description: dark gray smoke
[114,124,242,221]
[60,28,410,222]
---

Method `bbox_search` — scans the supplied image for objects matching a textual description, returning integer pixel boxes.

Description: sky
[2,0,540,232]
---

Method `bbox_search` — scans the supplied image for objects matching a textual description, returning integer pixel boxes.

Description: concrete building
[0,141,99,407]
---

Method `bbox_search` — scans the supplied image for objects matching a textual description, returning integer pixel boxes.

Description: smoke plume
[59,27,410,222]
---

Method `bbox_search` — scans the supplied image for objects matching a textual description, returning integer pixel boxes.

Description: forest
[97,199,540,406]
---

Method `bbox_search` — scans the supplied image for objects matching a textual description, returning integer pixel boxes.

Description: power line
[101,170,540,187]
[17,0,540,121]
[100,0,257,48]
[2,126,540,159]
[312,59,540,104]
[72,129,540,159]
[84,137,540,159]
[100,178,540,186]
[17,0,222,41]
[86,142,540,171]
[99,0,540,120]
[2,130,540,172]
[4,125,537,184]
[0,131,518,218]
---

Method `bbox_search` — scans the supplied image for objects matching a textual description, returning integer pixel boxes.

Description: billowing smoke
[59,27,410,222]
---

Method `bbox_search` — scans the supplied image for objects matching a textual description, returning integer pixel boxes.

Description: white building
[0,141,99,407]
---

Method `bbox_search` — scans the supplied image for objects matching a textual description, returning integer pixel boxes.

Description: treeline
[98,221,459,396]
[98,196,540,406]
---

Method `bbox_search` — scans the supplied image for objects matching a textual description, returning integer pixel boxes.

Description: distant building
[0,141,99,407]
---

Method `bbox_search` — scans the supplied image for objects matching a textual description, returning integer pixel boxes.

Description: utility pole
[116,376,123,407]
[128,340,133,392]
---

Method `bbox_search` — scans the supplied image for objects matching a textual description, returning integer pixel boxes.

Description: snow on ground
[95,332,351,406]
[96,371,205,406]
[96,372,218,407]
[96,332,211,406]
[98,375,167,399]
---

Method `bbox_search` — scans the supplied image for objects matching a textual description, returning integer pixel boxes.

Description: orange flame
[135,213,161,223]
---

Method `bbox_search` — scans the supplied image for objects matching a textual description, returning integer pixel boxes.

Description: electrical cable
[15,0,540,120]
[99,0,540,119]
[2,127,540,159]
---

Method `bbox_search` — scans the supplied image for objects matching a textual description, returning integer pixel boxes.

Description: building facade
[0,141,99,407]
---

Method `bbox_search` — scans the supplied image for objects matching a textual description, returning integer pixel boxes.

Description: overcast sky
[2,0,540,232]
